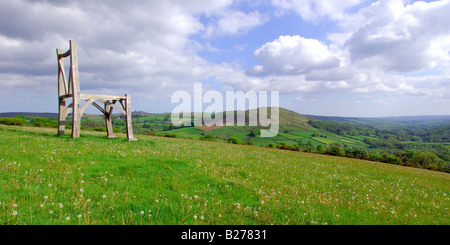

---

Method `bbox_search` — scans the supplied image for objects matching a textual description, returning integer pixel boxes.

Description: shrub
[0,117,29,126]
[199,135,216,141]
[409,152,442,168]
[92,127,106,132]
[164,133,178,138]
[248,128,261,137]
[228,137,243,144]
[32,117,58,128]
[330,146,345,156]
[386,155,400,165]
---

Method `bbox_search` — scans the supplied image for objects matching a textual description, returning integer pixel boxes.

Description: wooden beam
[80,98,96,115]
[70,40,81,138]
[64,102,73,119]
[124,94,137,141]
[58,49,71,58]
[58,59,68,95]
[109,103,126,115]
[104,103,115,138]
[80,94,127,101]
[58,98,66,135]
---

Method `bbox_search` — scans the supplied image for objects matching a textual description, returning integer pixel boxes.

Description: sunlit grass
[0,125,449,225]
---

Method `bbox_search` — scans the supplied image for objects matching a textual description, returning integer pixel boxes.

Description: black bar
[0,225,447,243]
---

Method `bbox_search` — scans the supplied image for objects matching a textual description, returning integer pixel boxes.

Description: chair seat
[80,94,127,101]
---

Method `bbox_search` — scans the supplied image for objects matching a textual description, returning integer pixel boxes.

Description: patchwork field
[1,125,449,225]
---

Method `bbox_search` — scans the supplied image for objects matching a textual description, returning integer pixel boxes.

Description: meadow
[0,125,449,225]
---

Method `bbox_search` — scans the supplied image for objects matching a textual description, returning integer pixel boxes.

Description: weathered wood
[56,40,136,141]
[63,102,73,118]
[109,103,126,115]
[80,94,127,101]
[58,49,71,58]
[105,103,115,138]
[125,94,136,141]
[91,101,106,115]
[56,49,67,96]
[58,98,66,135]
[70,40,81,138]
[80,98,96,115]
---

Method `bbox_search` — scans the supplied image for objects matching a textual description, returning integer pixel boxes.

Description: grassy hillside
[0,125,449,225]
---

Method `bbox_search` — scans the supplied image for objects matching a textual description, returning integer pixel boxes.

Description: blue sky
[1,0,449,117]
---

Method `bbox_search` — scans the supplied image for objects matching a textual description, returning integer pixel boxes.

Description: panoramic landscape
[0,108,449,226]
[1,0,450,237]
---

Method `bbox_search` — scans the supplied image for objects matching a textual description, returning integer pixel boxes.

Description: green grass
[156,127,204,139]
[0,125,449,225]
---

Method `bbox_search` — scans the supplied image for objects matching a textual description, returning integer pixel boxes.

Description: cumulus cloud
[247,35,340,76]
[345,0,450,73]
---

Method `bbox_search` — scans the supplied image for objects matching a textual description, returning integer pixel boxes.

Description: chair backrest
[56,40,80,98]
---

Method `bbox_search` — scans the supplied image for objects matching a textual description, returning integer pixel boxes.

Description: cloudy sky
[1,0,450,117]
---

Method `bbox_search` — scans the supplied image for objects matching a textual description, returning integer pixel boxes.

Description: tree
[228,137,243,144]
[316,144,325,152]
[330,146,344,156]
[248,128,261,137]
[410,152,442,168]
[199,135,216,141]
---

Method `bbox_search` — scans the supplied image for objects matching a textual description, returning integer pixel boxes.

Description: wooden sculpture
[56,40,136,141]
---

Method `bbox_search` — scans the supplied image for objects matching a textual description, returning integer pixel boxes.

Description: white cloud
[247,35,340,76]
[344,0,450,73]
[204,10,269,38]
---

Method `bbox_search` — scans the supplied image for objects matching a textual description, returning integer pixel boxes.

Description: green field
[1,125,449,225]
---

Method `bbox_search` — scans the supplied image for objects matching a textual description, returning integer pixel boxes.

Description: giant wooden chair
[56,40,137,141]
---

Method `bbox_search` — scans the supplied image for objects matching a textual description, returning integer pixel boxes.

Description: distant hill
[379,115,450,122]
[307,114,450,128]
[0,112,58,118]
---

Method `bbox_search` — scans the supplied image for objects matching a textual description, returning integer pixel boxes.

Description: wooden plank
[80,94,126,101]
[124,94,137,141]
[56,49,66,97]
[109,103,126,115]
[104,103,115,138]
[70,40,81,138]
[80,98,96,115]
[64,102,73,118]
[58,98,66,135]
[60,94,74,99]
[58,49,71,58]
[58,59,68,95]
[91,102,106,115]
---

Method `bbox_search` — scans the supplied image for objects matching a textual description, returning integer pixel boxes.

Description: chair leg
[58,98,66,135]
[105,104,116,138]
[72,97,81,138]
[125,94,137,141]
